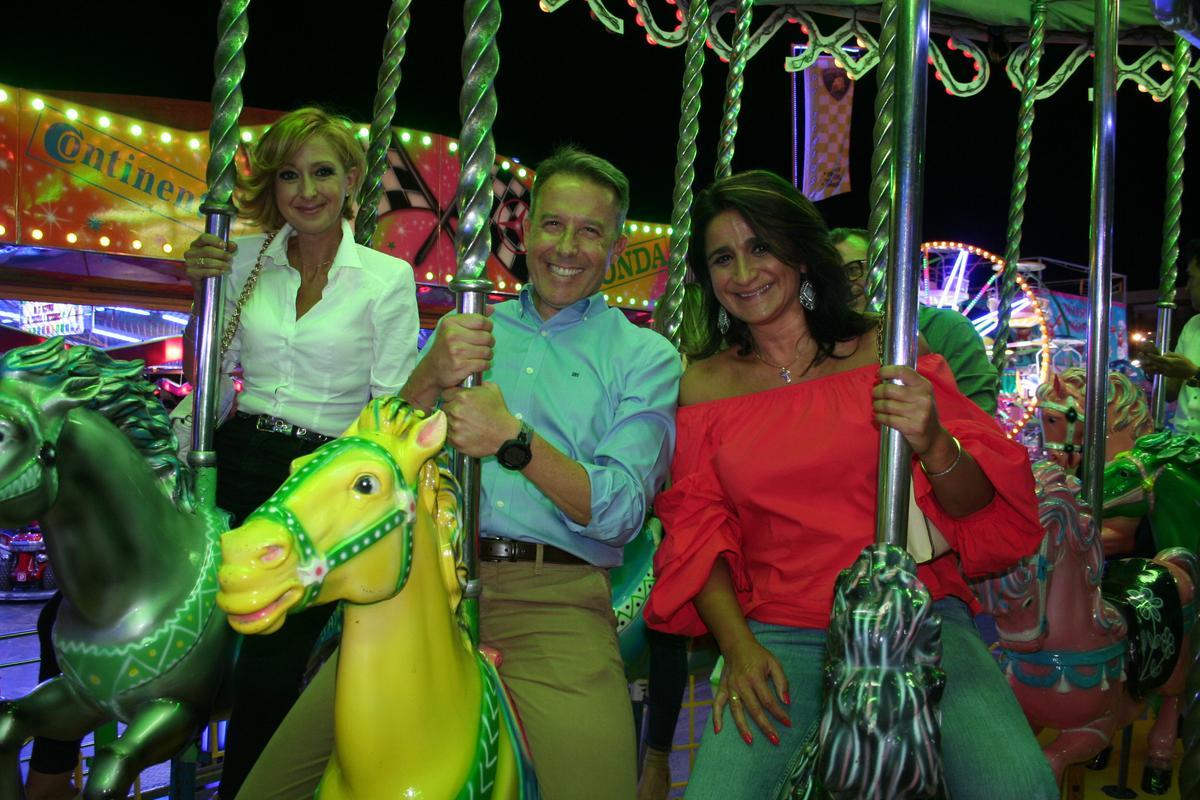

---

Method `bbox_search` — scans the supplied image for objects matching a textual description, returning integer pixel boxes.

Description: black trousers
[214,415,336,800]
[29,591,79,775]
[643,629,688,753]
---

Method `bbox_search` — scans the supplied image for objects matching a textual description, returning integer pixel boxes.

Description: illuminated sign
[20,302,88,337]
[24,104,205,231]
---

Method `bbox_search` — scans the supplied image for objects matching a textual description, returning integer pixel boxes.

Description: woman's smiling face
[704,209,803,328]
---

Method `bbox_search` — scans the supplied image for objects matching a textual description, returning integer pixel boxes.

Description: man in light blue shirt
[403,146,681,799]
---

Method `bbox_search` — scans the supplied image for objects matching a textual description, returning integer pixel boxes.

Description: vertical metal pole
[1082,0,1118,516]
[192,0,249,512]
[714,0,752,181]
[454,0,501,643]
[864,0,899,312]
[355,0,412,247]
[993,1,1048,374]
[1151,35,1190,427]
[658,0,709,347]
[876,0,930,547]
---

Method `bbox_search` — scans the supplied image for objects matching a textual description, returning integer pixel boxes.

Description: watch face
[498,440,532,470]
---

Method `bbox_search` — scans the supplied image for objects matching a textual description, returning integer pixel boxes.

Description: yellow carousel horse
[216,398,538,799]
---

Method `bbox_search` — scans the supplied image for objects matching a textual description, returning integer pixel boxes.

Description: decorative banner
[1043,289,1129,362]
[0,84,672,311]
[802,55,854,201]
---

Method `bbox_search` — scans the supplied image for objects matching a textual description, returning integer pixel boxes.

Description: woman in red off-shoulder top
[643,171,1057,800]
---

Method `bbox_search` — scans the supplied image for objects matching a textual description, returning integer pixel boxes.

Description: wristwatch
[496,420,533,471]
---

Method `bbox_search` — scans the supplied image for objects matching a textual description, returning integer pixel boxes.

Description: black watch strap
[496,420,533,471]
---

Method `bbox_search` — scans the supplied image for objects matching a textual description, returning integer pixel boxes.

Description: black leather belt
[235,411,334,444]
[479,537,589,565]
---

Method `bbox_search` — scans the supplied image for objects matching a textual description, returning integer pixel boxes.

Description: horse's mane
[0,338,194,509]
[972,461,1094,611]
[1036,367,1152,435]
[1129,430,1200,468]
[357,398,469,633]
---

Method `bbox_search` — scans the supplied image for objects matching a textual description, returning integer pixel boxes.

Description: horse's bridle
[1108,450,1158,514]
[246,437,417,613]
[1039,394,1084,458]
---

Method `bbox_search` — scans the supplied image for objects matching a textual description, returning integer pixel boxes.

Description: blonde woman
[182,106,418,797]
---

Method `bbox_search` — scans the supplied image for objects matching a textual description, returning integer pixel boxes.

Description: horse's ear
[1051,372,1065,396]
[413,411,447,457]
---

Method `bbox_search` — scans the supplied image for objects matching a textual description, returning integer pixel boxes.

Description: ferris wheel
[920,240,1052,440]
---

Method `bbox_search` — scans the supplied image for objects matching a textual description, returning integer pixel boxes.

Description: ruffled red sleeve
[913,358,1042,577]
[644,413,749,636]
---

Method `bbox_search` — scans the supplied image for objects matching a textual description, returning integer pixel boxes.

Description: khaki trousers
[236,560,637,800]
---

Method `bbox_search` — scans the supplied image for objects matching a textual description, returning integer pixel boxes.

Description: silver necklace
[753,345,804,384]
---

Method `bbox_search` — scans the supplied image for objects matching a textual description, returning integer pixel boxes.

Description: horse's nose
[220,519,293,569]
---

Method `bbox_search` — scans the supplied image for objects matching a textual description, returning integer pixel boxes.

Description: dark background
[2,1,1196,292]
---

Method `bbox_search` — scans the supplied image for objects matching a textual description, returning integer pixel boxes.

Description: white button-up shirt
[222,220,418,436]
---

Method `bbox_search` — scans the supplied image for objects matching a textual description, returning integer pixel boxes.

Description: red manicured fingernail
[713,718,719,734]
[783,691,791,705]
[781,717,792,727]
[742,732,753,746]
[768,732,781,746]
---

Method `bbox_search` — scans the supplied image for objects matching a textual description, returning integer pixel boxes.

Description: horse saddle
[1101,558,1183,702]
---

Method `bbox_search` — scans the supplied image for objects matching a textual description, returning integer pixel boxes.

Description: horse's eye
[353,474,381,495]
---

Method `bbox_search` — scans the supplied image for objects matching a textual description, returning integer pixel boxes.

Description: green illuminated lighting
[160,131,172,144]
[0,90,7,102]
[130,124,143,136]
[400,131,412,143]
[629,223,638,232]
[98,116,111,128]
[641,225,650,233]
[65,108,79,121]
[654,226,663,235]
[188,138,201,150]
[448,141,458,152]
[667,227,674,235]
[358,127,369,138]
[604,294,610,301]
[518,167,527,178]
[421,134,432,146]
[241,130,253,142]
[31,98,44,110]
[501,160,511,170]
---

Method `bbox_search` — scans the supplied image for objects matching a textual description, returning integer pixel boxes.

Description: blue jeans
[685,599,1057,800]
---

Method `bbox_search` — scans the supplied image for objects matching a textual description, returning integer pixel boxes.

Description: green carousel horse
[0,338,233,800]
[1103,431,1200,553]
[217,397,539,799]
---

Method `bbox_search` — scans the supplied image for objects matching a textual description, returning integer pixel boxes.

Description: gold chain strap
[218,231,278,358]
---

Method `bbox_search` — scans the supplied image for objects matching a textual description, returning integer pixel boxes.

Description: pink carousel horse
[1036,367,1153,556]
[972,461,1197,794]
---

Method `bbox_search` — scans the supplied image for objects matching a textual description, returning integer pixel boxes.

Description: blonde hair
[237,107,366,230]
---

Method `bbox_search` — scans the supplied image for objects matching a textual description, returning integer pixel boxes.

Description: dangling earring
[717,306,730,335]
[798,279,816,311]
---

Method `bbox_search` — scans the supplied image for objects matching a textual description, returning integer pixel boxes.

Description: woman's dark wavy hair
[688,170,873,364]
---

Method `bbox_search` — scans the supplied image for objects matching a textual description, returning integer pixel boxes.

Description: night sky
[2,1,1196,291]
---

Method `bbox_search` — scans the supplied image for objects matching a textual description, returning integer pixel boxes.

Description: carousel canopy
[759,1,1164,33]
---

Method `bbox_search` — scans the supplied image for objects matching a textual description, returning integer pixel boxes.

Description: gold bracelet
[920,435,963,478]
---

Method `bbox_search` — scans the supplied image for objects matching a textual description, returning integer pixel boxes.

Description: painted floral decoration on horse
[217,397,538,800]
[0,338,235,800]
[972,460,1197,794]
